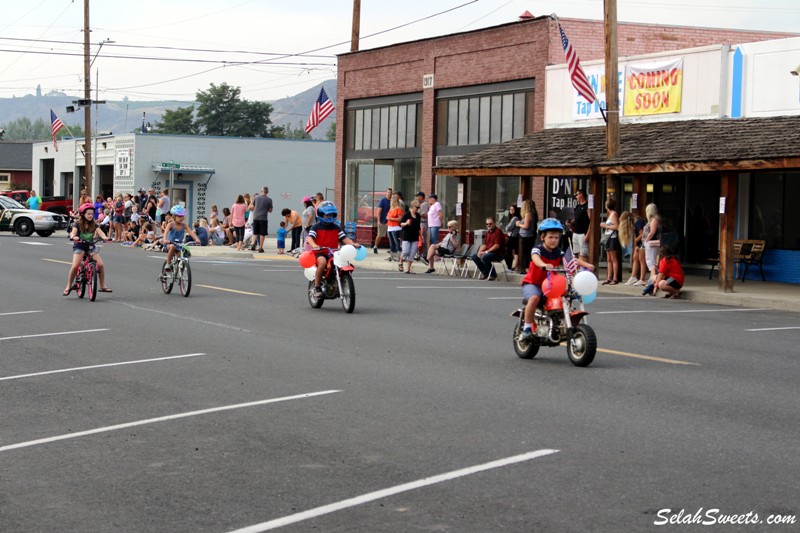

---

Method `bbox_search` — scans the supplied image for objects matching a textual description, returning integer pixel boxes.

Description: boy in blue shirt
[276,221,288,254]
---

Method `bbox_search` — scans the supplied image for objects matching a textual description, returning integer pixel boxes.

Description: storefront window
[467,176,520,232]
[344,158,421,226]
[750,172,799,250]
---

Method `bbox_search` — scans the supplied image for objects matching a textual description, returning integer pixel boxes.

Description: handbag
[647,239,661,248]
[600,232,610,246]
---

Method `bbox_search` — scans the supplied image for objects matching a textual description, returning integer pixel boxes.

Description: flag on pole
[557,22,596,104]
[50,109,65,152]
[563,245,578,278]
[305,87,334,134]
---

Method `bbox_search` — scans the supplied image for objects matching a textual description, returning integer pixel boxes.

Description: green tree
[1,116,83,141]
[235,100,274,138]
[194,82,274,137]
[325,120,336,141]
[153,106,197,134]
[277,120,311,140]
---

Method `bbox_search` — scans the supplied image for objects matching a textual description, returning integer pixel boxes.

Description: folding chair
[437,244,461,275]
[444,244,471,276]
[460,244,480,278]
[489,261,510,281]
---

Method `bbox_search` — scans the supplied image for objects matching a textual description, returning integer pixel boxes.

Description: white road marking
[396,286,519,290]
[20,242,52,246]
[595,308,766,315]
[113,301,253,332]
[0,353,207,381]
[0,310,43,317]
[261,269,299,272]
[745,326,800,332]
[0,328,108,341]
[0,390,341,453]
[228,449,560,532]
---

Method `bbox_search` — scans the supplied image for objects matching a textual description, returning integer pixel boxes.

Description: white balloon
[339,244,357,261]
[333,251,348,267]
[303,266,316,281]
[573,270,598,296]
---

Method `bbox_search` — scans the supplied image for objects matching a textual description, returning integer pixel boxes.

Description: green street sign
[162,162,181,169]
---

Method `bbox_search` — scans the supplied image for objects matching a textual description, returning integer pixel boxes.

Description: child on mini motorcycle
[520,218,594,340]
[306,201,360,298]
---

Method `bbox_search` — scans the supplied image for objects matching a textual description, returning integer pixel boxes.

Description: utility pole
[351,0,361,52]
[82,0,93,200]
[604,0,619,160]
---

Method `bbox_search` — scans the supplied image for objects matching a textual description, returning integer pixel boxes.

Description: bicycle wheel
[161,260,174,294]
[77,264,87,299]
[178,260,192,297]
[88,262,98,301]
[339,273,356,313]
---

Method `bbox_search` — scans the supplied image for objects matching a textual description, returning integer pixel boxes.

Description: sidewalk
[189,239,800,313]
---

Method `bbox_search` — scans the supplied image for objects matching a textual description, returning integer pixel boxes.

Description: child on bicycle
[519,218,594,340]
[64,202,112,295]
[305,201,360,298]
[163,205,200,271]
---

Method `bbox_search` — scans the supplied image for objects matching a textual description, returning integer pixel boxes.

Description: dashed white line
[0,328,109,341]
[745,326,800,332]
[0,390,341,453]
[595,308,766,315]
[0,310,43,317]
[0,353,207,381]
[228,449,560,532]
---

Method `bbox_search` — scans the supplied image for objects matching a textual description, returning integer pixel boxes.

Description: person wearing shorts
[373,188,392,254]
[571,188,591,262]
[252,186,273,253]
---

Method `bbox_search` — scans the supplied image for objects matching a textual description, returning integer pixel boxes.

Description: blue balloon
[354,245,368,261]
[582,289,597,305]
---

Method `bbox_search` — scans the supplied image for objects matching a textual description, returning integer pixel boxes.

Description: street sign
[162,162,181,169]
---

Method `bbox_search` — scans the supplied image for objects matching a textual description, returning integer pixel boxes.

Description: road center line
[196,284,265,296]
[113,301,253,333]
[0,390,341,453]
[0,328,109,342]
[595,308,765,315]
[745,326,800,331]
[0,353,207,381]
[396,286,519,290]
[0,310,43,317]
[598,348,700,366]
[42,258,72,265]
[228,449,560,533]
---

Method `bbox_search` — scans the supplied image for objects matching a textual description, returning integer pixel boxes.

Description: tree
[153,106,197,135]
[0,117,83,141]
[325,120,336,141]
[274,120,311,140]
[194,82,274,137]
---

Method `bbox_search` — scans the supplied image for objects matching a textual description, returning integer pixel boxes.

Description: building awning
[435,115,800,176]
[151,163,216,175]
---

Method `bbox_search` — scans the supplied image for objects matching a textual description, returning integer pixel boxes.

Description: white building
[32,133,334,222]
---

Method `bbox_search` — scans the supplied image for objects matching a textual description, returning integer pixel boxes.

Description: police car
[0,195,69,237]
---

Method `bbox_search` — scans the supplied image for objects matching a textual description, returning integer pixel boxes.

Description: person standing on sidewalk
[415,191,429,257]
[427,194,442,246]
[572,189,591,264]
[373,188,392,254]
[252,186,273,253]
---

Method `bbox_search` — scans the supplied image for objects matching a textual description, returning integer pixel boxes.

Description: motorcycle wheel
[161,261,174,294]
[178,260,192,297]
[307,280,324,308]
[339,273,356,313]
[567,323,597,367]
[513,321,539,359]
[77,266,87,299]
[88,262,98,302]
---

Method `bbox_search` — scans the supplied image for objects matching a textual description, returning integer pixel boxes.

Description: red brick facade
[336,16,795,216]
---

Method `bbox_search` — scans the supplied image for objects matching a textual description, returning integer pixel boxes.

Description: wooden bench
[707,239,766,281]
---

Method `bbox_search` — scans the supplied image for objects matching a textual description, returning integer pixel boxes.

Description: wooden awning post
[589,172,602,267]
[719,171,738,292]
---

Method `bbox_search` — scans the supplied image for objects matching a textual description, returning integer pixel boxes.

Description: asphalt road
[1,234,798,532]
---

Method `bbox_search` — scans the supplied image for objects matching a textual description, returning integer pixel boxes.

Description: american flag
[563,245,578,278]
[50,109,65,152]
[305,87,334,134]
[557,22,596,105]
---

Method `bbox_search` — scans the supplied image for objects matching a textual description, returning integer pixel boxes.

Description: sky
[0,0,798,103]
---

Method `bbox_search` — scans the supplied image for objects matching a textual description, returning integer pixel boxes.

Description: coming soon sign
[623,58,684,116]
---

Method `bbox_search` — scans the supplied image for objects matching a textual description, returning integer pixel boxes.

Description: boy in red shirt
[653,244,684,299]
[306,201,360,298]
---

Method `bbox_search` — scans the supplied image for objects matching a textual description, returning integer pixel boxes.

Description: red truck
[0,190,74,215]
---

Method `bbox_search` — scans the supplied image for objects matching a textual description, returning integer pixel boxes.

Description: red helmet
[78,202,95,214]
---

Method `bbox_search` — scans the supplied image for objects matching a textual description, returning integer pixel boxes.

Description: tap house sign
[548,177,589,222]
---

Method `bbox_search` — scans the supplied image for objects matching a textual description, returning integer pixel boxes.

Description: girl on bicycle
[163,205,200,271]
[64,202,112,295]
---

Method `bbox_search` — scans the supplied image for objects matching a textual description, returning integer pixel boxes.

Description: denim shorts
[522,283,543,300]
[73,244,97,255]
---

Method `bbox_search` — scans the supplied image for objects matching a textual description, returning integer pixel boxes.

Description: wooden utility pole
[351,0,361,52]
[604,0,619,159]
[83,0,93,199]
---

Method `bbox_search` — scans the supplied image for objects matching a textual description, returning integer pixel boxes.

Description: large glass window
[750,172,799,250]
[344,158,421,226]
[347,103,421,151]
[438,89,533,148]
[467,176,521,232]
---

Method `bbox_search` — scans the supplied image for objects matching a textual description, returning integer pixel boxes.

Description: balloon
[299,250,316,269]
[542,274,567,298]
[333,251,347,268]
[339,244,357,261]
[582,289,597,305]
[303,266,316,281]
[573,270,598,296]
[354,245,368,261]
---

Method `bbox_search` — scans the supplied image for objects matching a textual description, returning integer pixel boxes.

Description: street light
[90,38,114,68]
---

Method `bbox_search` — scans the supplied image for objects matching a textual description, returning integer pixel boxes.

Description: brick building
[334,15,794,245]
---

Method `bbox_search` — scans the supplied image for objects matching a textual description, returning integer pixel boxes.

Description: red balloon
[299,250,316,269]
[543,274,567,298]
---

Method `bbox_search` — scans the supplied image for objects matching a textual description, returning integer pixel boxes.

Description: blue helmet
[317,201,338,218]
[170,205,186,217]
[537,218,564,234]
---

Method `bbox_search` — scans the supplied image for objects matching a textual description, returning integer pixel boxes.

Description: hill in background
[0,80,337,140]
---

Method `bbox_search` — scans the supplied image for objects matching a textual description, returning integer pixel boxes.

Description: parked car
[0,195,69,236]
[0,190,74,216]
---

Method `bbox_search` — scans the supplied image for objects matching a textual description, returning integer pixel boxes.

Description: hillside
[0,80,337,140]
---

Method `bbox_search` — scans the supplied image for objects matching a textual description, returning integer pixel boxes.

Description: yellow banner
[623,58,683,116]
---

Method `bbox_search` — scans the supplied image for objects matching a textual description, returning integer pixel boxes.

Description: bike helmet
[78,202,94,215]
[317,200,338,218]
[537,218,564,234]
[170,205,186,217]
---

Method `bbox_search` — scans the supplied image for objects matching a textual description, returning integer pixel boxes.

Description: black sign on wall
[547,177,590,224]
